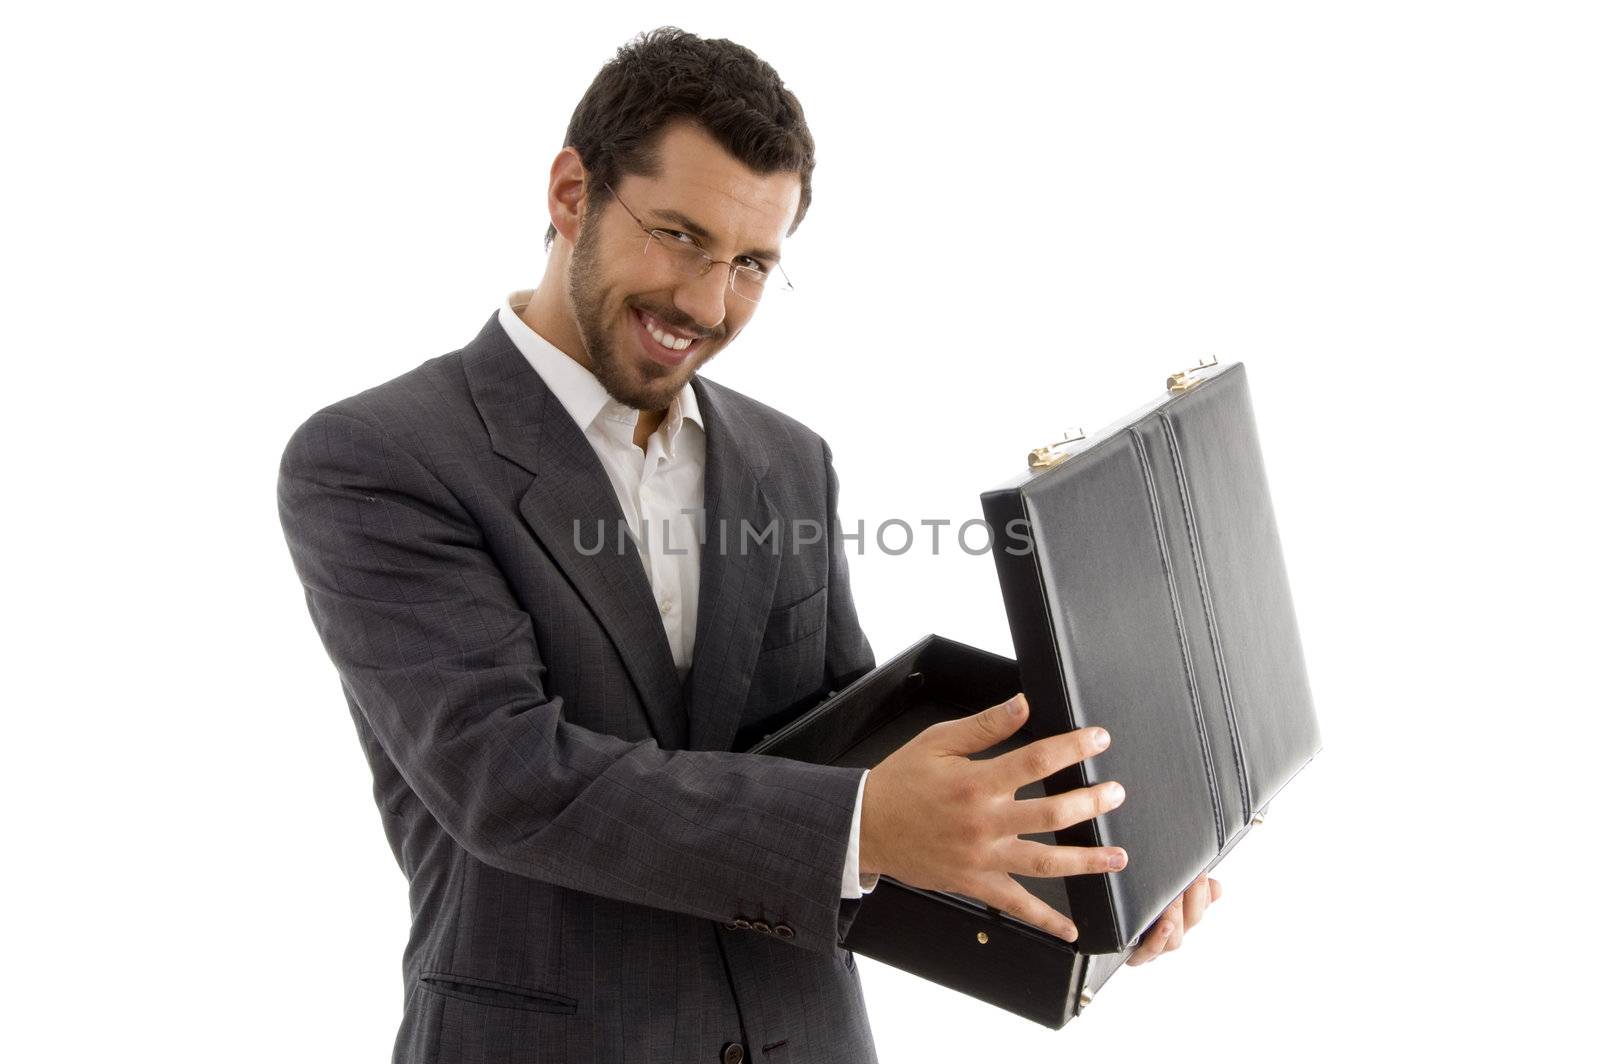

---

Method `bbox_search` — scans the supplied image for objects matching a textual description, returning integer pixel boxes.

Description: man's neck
[520,286,667,450]
[520,285,591,373]
[632,408,667,449]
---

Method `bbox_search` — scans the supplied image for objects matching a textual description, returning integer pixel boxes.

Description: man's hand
[858,691,1127,943]
[1126,874,1221,966]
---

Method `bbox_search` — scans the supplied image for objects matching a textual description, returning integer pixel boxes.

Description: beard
[567,212,724,411]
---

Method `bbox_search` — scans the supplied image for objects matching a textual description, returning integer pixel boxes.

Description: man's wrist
[841,769,876,898]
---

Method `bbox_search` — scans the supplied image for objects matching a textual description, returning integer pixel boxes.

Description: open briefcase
[747,358,1322,1028]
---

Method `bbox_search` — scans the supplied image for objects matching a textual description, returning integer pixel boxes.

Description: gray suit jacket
[277,313,880,1063]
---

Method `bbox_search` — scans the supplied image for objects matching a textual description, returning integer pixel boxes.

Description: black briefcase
[747,358,1322,1028]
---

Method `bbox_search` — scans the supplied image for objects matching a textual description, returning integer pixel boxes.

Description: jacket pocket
[417,969,578,1015]
[762,585,827,651]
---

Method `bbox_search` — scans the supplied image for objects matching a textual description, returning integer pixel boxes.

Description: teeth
[640,311,695,352]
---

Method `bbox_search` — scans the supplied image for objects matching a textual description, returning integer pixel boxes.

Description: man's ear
[548,147,588,246]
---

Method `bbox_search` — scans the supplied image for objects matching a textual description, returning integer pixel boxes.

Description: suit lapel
[461,314,689,749]
[682,375,784,752]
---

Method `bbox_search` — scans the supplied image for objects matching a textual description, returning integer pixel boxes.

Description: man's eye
[658,229,698,247]
[736,257,768,273]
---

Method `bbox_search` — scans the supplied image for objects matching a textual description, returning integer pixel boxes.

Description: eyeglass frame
[601,181,794,302]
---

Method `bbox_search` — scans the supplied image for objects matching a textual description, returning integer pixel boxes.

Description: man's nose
[673,265,731,333]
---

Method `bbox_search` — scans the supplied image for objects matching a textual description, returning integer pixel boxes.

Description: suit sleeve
[820,438,876,692]
[277,408,866,953]
[819,437,880,938]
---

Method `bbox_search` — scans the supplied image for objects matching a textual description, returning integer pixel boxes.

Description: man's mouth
[631,306,708,366]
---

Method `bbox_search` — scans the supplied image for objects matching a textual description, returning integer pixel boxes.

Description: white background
[5,2,1596,1060]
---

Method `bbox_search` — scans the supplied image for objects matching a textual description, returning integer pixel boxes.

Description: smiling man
[528,119,786,430]
[277,27,1214,1064]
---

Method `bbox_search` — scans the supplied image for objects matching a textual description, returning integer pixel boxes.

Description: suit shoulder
[282,348,474,459]
[694,374,827,454]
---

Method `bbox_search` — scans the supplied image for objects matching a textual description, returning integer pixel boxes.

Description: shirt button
[660,598,673,614]
[722,1044,745,1064]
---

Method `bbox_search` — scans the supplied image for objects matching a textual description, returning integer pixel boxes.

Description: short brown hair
[544,27,817,251]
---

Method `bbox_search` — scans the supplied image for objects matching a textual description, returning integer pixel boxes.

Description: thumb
[934,692,1029,756]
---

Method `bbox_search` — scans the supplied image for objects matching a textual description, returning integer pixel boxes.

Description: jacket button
[722,921,740,930]
[722,1043,745,1064]
[733,918,753,930]
[773,923,794,940]
[752,921,772,935]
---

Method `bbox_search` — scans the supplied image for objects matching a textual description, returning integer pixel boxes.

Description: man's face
[566,120,802,411]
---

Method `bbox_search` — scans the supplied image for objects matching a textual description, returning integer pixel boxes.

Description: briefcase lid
[978,359,1321,954]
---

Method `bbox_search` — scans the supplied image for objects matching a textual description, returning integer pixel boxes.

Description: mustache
[632,303,718,341]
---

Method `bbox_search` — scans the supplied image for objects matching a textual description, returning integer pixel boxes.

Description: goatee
[568,219,712,411]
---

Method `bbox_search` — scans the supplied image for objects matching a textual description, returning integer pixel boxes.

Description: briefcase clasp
[1027,428,1086,471]
[1166,354,1220,394]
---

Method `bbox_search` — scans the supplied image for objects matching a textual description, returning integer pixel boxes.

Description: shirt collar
[498,289,703,458]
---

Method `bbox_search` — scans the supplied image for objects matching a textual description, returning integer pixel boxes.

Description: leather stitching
[1157,412,1253,822]
[1130,429,1226,851]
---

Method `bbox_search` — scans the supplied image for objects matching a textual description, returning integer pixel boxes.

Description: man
[277,27,1216,1064]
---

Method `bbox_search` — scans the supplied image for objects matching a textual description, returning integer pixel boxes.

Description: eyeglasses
[603,182,793,303]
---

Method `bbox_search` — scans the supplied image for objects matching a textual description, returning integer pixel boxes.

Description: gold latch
[1165,354,1219,395]
[1027,428,1086,471]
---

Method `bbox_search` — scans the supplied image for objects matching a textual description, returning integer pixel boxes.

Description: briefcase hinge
[1166,354,1220,394]
[1027,428,1086,471]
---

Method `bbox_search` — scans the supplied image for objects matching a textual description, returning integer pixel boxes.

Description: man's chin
[644,371,697,407]
[623,343,710,403]
[607,362,696,411]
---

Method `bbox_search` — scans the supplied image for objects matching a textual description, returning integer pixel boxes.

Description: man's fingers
[1182,876,1211,932]
[987,725,1111,792]
[1126,918,1174,966]
[1001,838,1127,878]
[977,874,1079,944]
[1003,780,1125,836]
[928,692,1031,756]
[1127,878,1219,966]
[1161,898,1184,952]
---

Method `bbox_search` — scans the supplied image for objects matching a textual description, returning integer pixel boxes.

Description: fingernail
[1091,727,1109,750]
[1107,850,1127,871]
[1104,782,1125,807]
[1008,694,1026,717]
[1064,921,1078,942]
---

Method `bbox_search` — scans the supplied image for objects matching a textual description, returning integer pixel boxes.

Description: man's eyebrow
[648,208,781,264]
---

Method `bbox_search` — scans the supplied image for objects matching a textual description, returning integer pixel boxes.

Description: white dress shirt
[498,291,876,899]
